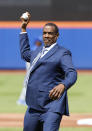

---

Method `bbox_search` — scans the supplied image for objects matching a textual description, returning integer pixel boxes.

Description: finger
[26,12,31,20]
[50,91,57,100]
[57,92,62,99]
[49,89,58,99]
[49,89,55,98]
[49,87,57,96]
[51,88,61,100]
[20,17,27,23]
[51,91,59,100]
[26,12,30,16]
[54,91,60,99]
[53,89,63,100]
[27,12,31,18]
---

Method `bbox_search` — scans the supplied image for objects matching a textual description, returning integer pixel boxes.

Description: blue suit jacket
[20,33,77,116]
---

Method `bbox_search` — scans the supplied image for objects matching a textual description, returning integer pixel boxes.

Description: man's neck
[44,42,56,48]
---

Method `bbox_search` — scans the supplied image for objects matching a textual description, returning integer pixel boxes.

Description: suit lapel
[30,44,59,73]
[40,44,59,62]
[30,46,43,64]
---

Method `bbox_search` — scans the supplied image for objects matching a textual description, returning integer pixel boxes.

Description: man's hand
[20,12,31,32]
[49,84,65,100]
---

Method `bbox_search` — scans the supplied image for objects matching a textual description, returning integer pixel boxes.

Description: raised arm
[19,12,31,62]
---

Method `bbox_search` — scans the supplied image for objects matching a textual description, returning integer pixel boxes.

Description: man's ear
[56,32,59,38]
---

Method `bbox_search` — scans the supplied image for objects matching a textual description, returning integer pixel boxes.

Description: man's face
[43,25,59,45]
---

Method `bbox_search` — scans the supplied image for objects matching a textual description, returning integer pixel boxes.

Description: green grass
[0,72,92,113]
[0,73,27,113]
[0,127,92,131]
[68,74,92,113]
[0,128,22,131]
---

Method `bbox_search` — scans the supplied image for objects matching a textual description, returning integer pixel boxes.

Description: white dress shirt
[41,43,57,58]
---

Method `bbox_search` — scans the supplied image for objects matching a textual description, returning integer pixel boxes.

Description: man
[19,12,77,131]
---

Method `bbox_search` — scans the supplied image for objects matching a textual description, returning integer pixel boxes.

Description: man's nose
[45,33,49,37]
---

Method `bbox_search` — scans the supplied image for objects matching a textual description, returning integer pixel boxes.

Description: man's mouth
[44,38,48,40]
[44,38,50,42]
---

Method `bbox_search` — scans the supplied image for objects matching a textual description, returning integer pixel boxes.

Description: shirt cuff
[20,32,27,34]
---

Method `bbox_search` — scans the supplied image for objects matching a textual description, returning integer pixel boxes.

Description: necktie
[40,47,48,58]
[25,47,47,87]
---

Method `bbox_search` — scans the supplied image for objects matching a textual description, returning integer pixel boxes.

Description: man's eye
[43,32,55,35]
[49,32,54,35]
[43,32,46,34]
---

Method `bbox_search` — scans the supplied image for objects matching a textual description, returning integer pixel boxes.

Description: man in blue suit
[19,12,77,131]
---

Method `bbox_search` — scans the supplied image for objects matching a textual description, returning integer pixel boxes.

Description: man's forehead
[43,25,55,31]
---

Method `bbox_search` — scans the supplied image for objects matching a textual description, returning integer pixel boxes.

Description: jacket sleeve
[19,33,31,62]
[60,50,77,90]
